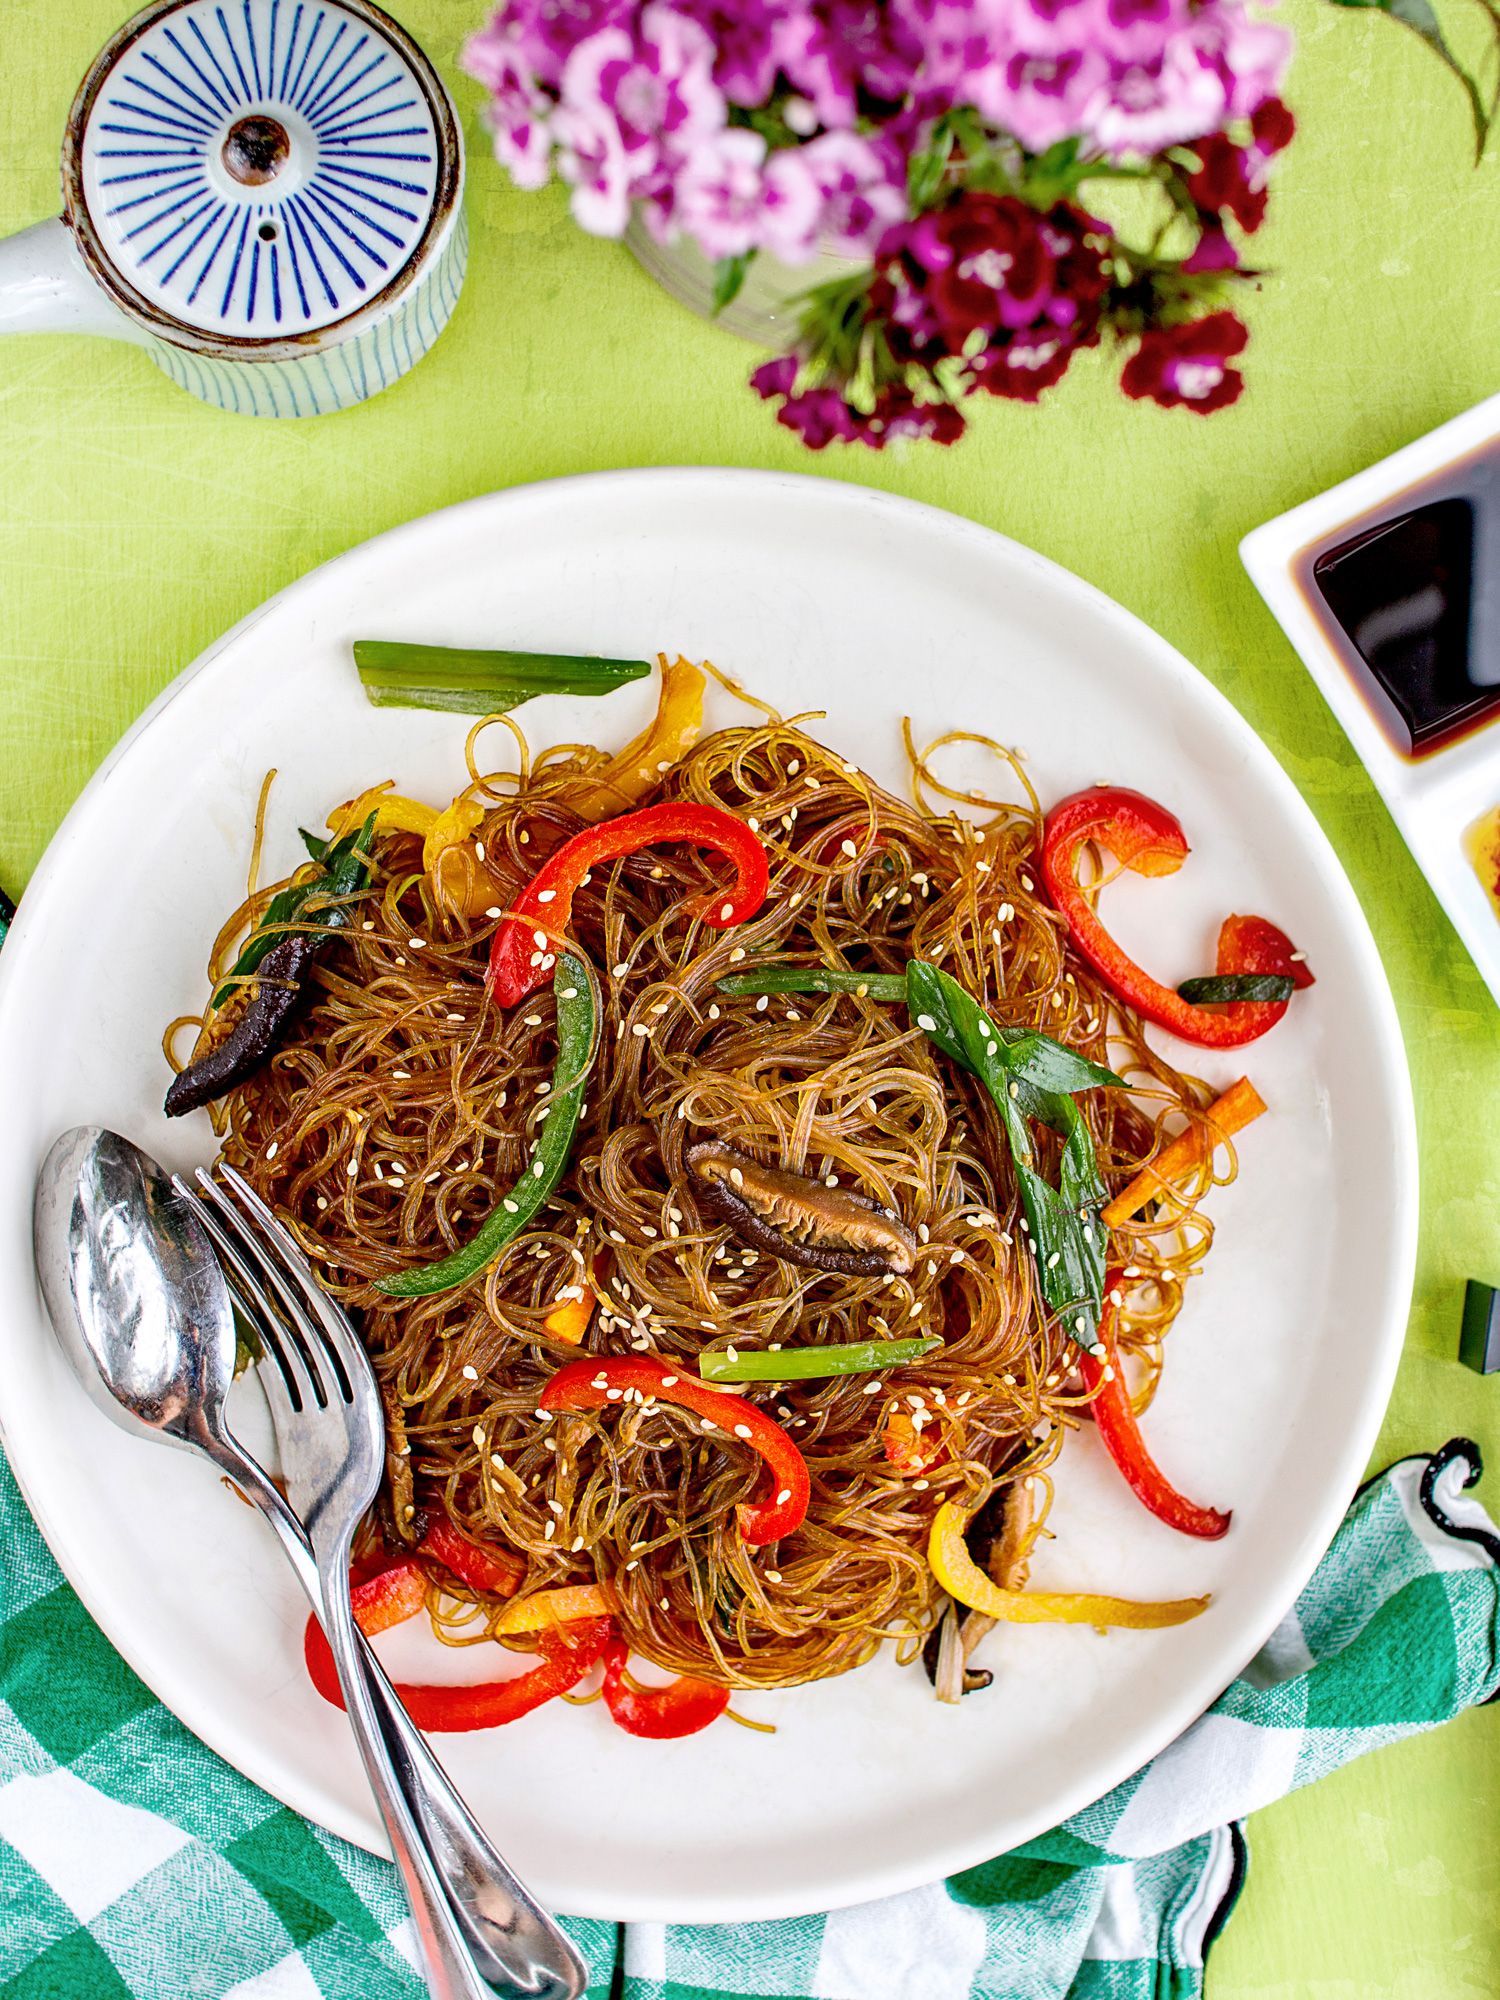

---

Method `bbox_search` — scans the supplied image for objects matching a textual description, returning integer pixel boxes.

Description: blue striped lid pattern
[78,0,440,339]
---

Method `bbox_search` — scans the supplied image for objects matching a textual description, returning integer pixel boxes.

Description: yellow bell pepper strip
[928,1501,1209,1627]
[539,1357,810,1546]
[1102,1077,1266,1229]
[494,1584,616,1635]
[552,653,705,821]
[421,796,485,877]
[328,788,437,841]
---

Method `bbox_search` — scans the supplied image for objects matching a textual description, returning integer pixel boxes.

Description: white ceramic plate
[0,469,1416,1923]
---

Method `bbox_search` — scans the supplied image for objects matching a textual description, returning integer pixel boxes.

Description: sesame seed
[734,1422,753,1438]
[1020,873,1035,892]
[265,1141,279,1161]
[559,985,579,999]
[1008,1081,1020,1098]
[446,1011,464,1023]
[392,1068,411,1081]
[950,1250,963,1266]
[660,1596,671,1610]
[613,962,630,977]
[606,1387,624,1401]
[523,1013,543,1027]
[701,1418,718,1432]
[788,758,801,774]
[756,995,769,1012]
[532,1160,545,1179]
[766,1569,783,1583]
[729,946,746,963]
[502,1198,519,1213]
[719,901,734,920]
[650,1001,669,1016]
[775,1487,791,1504]
[537,889,557,904]
[862,1380,883,1395]
[1047,1251,1061,1269]
[841,838,858,858]
[913,1478,930,1491]
[485,906,502,919]
[361,920,375,932]
[572,1536,586,1552]
[544,1521,556,1540]
[409,937,426,950]
[346,1159,357,1178]
[632,1022,651,1037]
[316,1195,328,1211]
[661,1374,679,1386]
[747,817,759,832]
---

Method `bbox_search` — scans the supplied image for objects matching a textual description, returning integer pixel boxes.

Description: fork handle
[212,1442,586,2000]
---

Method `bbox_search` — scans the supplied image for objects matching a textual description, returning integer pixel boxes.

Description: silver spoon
[33,1125,586,2000]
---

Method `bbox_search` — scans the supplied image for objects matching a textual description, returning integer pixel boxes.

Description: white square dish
[1241,389,1500,1012]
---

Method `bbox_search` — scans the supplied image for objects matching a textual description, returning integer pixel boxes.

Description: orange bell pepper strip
[929,1502,1208,1626]
[1040,786,1313,1048]
[1102,1077,1267,1229]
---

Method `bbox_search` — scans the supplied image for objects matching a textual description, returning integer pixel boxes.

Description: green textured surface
[2,1,1499,1991]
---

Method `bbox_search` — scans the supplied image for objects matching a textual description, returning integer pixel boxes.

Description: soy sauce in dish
[1295,439,1500,758]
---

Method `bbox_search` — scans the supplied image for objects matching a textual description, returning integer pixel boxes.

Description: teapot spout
[0,217,136,340]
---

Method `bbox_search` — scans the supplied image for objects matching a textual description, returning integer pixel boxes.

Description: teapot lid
[62,0,460,352]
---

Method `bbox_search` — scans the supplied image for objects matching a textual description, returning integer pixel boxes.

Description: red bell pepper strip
[487,801,769,1006]
[1078,1274,1231,1540]
[538,1357,810,1546]
[419,1517,526,1596]
[600,1634,731,1738]
[303,1555,611,1730]
[1040,787,1313,1049]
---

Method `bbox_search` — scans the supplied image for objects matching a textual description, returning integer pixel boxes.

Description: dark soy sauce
[1295,439,1500,758]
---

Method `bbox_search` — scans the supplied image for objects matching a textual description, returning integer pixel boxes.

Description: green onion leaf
[1176,973,1296,1005]
[353,643,652,716]
[905,960,1114,1345]
[715,966,908,1000]
[210,814,374,1012]
[697,1336,942,1383]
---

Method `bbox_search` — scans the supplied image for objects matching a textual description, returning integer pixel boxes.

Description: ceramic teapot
[0,0,466,417]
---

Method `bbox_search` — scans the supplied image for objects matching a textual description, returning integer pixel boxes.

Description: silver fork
[178,1163,586,2000]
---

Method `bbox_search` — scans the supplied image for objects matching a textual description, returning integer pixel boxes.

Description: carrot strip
[1102,1077,1266,1229]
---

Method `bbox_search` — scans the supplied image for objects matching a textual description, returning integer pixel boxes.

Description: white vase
[624,213,863,344]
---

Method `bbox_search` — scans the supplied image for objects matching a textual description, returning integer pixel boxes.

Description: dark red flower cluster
[1185,98,1296,235]
[750,357,966,449]
[1121,310,1248,414]
[872,191,1111,403]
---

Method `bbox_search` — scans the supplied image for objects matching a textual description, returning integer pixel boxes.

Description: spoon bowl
[33,1125,237,1454]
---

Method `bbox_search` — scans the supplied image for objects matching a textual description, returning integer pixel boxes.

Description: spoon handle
[212,1439,586,2000]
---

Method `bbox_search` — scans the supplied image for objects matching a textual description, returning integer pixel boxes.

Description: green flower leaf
[712,252,754,315]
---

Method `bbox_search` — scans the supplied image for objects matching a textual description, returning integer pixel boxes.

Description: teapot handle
[0,216,140,340]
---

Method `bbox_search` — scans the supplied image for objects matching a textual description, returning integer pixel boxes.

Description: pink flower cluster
[463,0,1290,255]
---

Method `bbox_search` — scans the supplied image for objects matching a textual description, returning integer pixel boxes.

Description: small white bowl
[1241,390,1500,1011]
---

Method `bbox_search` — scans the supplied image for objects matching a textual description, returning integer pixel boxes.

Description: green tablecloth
[3,1,1499,1991]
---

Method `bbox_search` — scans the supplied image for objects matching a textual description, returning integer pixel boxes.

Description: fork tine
[217,1163,377,1406]
[193,1169,332,1410]
[171,1173,312,1416]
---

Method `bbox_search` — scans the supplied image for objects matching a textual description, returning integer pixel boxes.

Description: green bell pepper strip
[697,1336,942,1383]
[376,952,595,1299]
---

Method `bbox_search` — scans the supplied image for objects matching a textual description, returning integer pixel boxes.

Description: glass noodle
[167,685,1236,1690]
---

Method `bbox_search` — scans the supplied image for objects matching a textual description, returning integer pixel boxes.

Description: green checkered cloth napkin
[2,1438,1497,2000]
